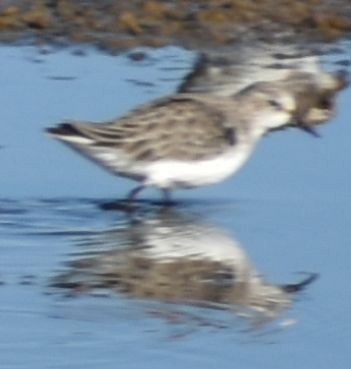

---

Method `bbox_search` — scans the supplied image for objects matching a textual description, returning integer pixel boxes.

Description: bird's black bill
[281,273,319,293]
[299,125,321,138]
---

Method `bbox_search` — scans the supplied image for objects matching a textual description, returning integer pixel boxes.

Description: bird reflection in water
[51,204,317,330]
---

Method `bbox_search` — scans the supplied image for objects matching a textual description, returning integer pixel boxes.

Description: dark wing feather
[65,95,235,161]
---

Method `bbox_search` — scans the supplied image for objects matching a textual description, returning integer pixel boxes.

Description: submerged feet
[99,186,174,212]
[127,185,172,203]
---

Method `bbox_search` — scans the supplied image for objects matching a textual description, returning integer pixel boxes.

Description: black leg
[161,188,174,205]
[127,185,146,202]
[98,185,146,212]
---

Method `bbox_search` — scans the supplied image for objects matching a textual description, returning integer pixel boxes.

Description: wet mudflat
[0,41,351,368]
[1,0,351,50]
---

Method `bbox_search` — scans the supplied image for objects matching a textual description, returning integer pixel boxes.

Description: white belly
[143,147,252,189]
[68,140,253,189]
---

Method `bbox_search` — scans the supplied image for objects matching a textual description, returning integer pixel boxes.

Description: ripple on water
[0,41,351,368]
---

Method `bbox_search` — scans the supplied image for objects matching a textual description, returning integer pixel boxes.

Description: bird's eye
[268,99,282,110]
[319,96,332,110]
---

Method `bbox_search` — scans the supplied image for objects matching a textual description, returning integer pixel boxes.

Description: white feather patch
[143,147,251,188]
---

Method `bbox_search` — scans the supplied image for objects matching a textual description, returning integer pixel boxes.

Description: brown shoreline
[0,1,351,52]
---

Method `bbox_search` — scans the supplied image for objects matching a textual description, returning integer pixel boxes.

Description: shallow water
[0,42,351,368]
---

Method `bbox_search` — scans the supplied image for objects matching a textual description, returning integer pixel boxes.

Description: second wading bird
[47,82,311,201]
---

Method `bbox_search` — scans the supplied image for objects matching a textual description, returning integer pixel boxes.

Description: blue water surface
[0,42,350,369]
